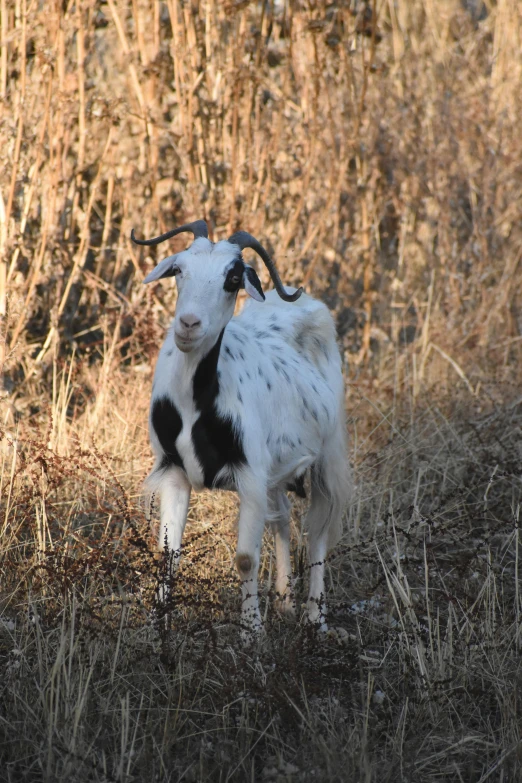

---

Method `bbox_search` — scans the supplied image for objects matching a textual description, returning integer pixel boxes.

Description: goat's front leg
[156,465,192,565]
[235,475,268,641]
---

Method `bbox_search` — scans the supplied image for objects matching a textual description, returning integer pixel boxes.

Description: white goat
[132,220,350,637]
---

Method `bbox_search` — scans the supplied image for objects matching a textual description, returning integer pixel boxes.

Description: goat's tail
[306,412,352,550]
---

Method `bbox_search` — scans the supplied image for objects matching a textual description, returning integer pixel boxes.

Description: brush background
[1,1,522,781]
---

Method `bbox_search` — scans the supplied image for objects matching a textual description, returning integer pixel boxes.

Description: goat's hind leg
[304,423,349,632]
[269,491,295,617]
[236,472,268,640]
[303,468,338,632]
[304,493,329,631]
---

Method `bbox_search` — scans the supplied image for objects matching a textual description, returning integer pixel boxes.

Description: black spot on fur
[166,349,173,357]
[192,329,246,488]
[272,325,281,332]
[244,266,265,300]
[266,380,272,391]
[193,331,223,409]
[238,350,245,361]
[237,390,243,403]
[224,260,245,293]
[287,474,307,498]
[151,397,184,470]
[224,345,235,360]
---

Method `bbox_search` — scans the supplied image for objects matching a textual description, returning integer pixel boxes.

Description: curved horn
[131,220,209,246]
[228,231,303,302]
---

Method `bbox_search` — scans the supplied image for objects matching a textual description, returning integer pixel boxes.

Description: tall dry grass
[1,0,522,780]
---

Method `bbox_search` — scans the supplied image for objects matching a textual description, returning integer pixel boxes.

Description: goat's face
[144,238,265,353]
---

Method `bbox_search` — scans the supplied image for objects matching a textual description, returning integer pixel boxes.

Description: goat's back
[238,290,337,361]
[215,291,344,479]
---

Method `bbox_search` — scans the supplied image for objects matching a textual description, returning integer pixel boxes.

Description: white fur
[146,237,351,638]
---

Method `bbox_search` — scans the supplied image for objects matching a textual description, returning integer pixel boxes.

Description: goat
[131,220,351,638]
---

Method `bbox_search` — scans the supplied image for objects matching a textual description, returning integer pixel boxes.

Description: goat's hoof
[326,626,350,646]
[301,617,328,634]
[240,609,264,646]
[240,622,265,647]
[301,600,327,633]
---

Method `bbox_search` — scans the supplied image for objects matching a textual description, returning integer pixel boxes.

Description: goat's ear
[242,266,265,302]
[143,255,180,284]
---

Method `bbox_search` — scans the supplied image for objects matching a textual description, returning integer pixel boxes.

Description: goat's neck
[171,328,225,409]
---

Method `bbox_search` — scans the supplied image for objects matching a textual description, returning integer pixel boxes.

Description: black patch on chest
[151,397,184,471]
[192,329,246,488]
[151,331,245,487]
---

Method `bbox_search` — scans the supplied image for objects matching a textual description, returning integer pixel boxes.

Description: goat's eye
[224,263,244,293]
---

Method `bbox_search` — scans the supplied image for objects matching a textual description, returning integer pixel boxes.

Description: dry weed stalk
[0,0,519,387]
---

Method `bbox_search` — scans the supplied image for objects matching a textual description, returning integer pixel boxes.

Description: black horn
[228,231,303,302]
[131,220,209,246]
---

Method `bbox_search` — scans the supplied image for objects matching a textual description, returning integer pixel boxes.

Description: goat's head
[131,221,303,353]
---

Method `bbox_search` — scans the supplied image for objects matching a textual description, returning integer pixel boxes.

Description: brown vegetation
[1,0,522,780]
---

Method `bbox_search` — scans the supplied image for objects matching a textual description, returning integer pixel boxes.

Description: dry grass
[1,0,522,780]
